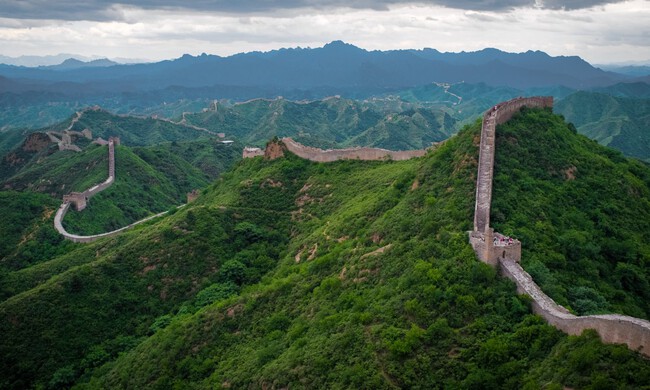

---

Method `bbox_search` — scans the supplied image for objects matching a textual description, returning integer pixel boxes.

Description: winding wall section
[470,96,650,357]
[54,137,173,243]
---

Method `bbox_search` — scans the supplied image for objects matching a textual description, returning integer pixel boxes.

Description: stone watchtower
[63,192,87,211]
[187,189,200,203]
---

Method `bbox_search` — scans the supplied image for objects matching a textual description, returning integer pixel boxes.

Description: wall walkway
[469,97,650,357]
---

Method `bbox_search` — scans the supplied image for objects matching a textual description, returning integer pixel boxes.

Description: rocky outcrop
[264,140,286,160]
[22,133,51,153]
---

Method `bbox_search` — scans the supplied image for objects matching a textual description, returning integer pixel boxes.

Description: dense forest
[1,108,649,389]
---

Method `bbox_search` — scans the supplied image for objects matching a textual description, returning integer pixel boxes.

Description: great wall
[243,97,650,356]
[53,137,185,243]
[53,99,650,356]
[468,97,650,357]
[50,106,219,243]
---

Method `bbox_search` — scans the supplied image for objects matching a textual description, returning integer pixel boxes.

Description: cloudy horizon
[0,0,648,65]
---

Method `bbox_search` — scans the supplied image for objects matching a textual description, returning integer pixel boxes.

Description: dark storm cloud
[0,0,628,21]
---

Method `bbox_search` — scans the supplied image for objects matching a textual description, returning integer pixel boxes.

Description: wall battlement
[469,96,650,357]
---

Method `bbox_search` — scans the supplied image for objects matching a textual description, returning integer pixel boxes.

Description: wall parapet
[474,96,553,233]
[263,137,428,162]
[54,202,169,243]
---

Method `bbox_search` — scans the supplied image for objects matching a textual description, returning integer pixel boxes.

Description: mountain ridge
[0,41,628,91]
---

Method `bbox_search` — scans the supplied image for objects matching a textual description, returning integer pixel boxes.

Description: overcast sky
[0,0,648,65]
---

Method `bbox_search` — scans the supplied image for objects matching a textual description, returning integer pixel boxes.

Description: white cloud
[0,0,647,64]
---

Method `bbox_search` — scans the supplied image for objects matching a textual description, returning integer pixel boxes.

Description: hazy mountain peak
[322,40,364,51]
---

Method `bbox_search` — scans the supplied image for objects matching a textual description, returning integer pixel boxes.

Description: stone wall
[243,138,429,162]
[473,97,553,233]
[55,138,117,241]
[54,136,176,243]
[281,137,427,162]
[500,258,650,356]
[469,96,650,357]
[54,202,168,243]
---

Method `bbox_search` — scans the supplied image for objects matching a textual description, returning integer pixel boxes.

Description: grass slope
[2,144,111,197]
[0,191,75,269]
[555,91,650,161]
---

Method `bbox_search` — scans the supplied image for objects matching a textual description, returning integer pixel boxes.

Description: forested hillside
[1,108,649,389]
[183,96,454,149]
[555,91,650,161]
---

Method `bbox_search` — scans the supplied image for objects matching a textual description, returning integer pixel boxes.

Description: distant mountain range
[555,91,650,162]
[0,54,142,67]
[3,41,648,133]
[0,41,640,96]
